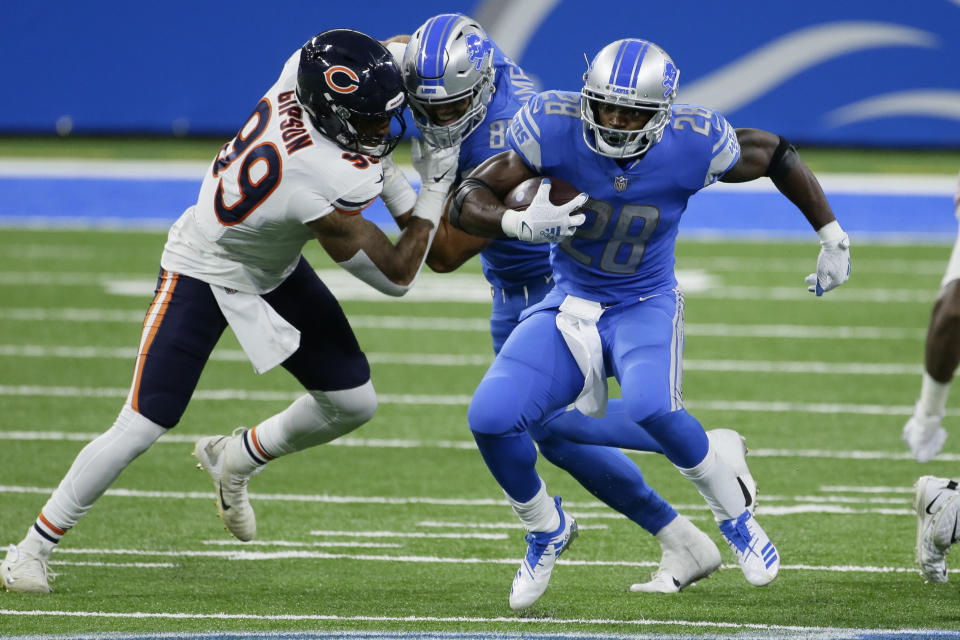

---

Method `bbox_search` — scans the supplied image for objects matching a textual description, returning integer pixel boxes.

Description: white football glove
[378,153,417,219]
[804,221,850,296]
[501,179,588,243]
[410,138,460,227]
[411,137,459,196]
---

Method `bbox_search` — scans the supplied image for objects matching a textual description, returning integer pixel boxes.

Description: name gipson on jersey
[277,91,313,154]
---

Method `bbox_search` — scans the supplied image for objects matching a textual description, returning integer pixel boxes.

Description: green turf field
[1,219,959,637]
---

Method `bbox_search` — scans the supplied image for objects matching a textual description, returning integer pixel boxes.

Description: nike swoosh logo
[375,174,384,184]
[952,515,960,545]
[219,482,231,510]
[432,169,451,183]
[738,477,753,508]
[926,493,943,515]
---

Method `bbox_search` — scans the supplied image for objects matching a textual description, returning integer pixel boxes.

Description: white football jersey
[161,50,385,294]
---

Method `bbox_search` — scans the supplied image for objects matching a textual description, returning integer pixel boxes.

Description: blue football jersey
[508,91,740,301]
[459,45,548,290]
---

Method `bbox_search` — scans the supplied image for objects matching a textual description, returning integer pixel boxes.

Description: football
[504,176,582,211]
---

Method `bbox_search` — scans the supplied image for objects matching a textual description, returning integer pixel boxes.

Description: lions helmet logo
[465,33,492,71]
[662,61,678,99]
[324,65,360,94]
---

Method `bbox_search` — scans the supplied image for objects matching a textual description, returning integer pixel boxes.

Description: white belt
[211,285,301,374]
[555,294,607,417]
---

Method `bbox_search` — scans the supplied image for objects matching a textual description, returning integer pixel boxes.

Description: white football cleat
[708,429,757,514]
[914,475,960,583]
[630,514,721,593]
[193,430,261,541]
[903,406,947,463]
[1,543,54,594]
[509,496,578,610]
[718,510,779,587]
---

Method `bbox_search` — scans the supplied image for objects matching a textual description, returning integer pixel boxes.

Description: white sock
[39,404,166,532]
[254,382,377,458]
[506,481,560,532]
[20,528,55,558]
[918,371,951,418]
[676,442,745,523]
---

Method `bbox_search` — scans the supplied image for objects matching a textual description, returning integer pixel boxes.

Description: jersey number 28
[559,198,661,274]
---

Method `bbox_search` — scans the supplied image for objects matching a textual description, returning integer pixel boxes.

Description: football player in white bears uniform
[1,28,496,593]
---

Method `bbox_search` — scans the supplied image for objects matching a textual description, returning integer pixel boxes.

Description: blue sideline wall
[5,1,960,146]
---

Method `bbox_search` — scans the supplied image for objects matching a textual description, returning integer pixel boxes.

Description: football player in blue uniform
[451,38,852,607]
[382,15,761,606]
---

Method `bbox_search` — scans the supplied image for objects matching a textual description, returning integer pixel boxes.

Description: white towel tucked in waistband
[555,294,607,417]
[211,285,301,374]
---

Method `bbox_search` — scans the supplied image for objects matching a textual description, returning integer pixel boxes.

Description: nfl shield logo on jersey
[614,175,628,192]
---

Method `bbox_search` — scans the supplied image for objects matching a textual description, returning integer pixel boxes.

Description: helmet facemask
[581,92,670,158]
[409,68,494,148]
[298,89,406,159]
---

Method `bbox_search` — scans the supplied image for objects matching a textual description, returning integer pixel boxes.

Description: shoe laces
[523,531,553,567]
[720,512,756,554]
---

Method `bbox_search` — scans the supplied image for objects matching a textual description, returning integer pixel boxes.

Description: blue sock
[471,429,541,502]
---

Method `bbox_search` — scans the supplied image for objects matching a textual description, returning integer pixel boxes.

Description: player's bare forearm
[454,151,537,237]
[426,215,491,273]
[393,199,486,272]
[309,212,433,285]
[724,128,836,231]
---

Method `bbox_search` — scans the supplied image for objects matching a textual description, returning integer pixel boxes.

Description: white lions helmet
[581,39,679,158]
[402,13,496,148]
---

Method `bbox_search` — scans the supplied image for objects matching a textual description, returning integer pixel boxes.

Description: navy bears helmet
[297,29,407,158]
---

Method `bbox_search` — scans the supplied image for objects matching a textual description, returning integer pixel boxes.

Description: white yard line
[17,546,949,576]
[0,484,926,517]
[200,539,403,549]
[0,385,938,416]
[50,560,176,568]
[0,307,929,340]
[0,344,926,374]
[4,431,959,463]
[0,269,941,304]
[415,520,609,530]
[308,529,508,540]
[3,608,955,638]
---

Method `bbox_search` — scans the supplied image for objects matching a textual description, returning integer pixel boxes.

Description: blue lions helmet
[401,14,496,148]
[581,39,679,158]
[297,29,407,158]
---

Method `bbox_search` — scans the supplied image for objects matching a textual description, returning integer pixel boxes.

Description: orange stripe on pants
[130,271,179,413]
